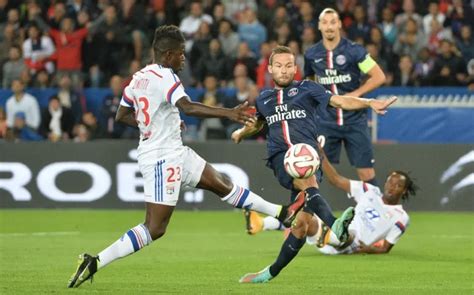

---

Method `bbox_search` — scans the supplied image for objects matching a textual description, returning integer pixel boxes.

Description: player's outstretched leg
[198,163,305,226]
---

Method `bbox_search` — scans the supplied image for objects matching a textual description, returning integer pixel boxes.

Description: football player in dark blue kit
[233,46,396,283]
[304,8,386,186]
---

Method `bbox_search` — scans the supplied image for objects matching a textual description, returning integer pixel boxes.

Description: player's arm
[231,117,266,143]
[115,105,138,127]
[175,97,253,124]
[345,59,386,97]
[329,95,397,115]
[317,144,351,193]
[356,240,394,254]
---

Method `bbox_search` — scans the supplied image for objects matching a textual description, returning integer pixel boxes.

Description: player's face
[168,44,186,73]
[318,13,341,41]
[268,53,297,88]
[383,173,407,203]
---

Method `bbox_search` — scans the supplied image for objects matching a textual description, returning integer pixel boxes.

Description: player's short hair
[269,45,295,65]
[390,170,419,201]
[318,7,340,21]
[152,25,185,60]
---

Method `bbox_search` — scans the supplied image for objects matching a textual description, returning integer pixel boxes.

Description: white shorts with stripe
[139,146,206,206]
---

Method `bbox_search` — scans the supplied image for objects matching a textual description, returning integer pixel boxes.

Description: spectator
[394,0,422,31]
[273,22,292,46]
[432,39,467,86]
[195,39,230,84]
[39,95,75,142]
[118,0,148,62]
[393,17,427,62]
[47,2,68,30]
[6,112,43,142]
[366,43,391,85]
[0,107,7,140]
[257,0,279,33]
[5,79,40,130]
[81,111,105,140]
[32,69,51,89]
[221,75,252,137]
[2,45,26,88]
[101,75,138,139]
[0,24,22,63]
[233,42,258,82]
[423,1,446,35]
[288,41,304,77]
[426,18,452,55]
[392,55,417,86]
[414,47,435,86]
[238,8,267,58]
[57,74,85,123]
[229,63,255,88]
[179,1,213,52]
[22,23,55,75]
[367,26,393,70]
[347,5,370,41]
[72,123,89,142]
[293,1,316,41]
[456,25,474,62]
[198,75,226,140]
[378,7,398,45]
[300,26,317,53]
[256,42,273,89]
[223,0,257,21]
[218,19,239,58]
[210,3,228,37]
[268,5,288,40]
[444,0,472,38]
[190,22,212,71]
[467,59,474,91]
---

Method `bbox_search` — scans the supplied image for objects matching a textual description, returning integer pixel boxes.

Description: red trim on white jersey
[277,89,292,148]
[147,70,163,78]
[326,50,343,126]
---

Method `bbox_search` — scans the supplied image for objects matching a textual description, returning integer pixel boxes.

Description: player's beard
[273,75,294,88]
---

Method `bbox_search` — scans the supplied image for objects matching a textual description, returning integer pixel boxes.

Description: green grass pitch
[0,210,472,294]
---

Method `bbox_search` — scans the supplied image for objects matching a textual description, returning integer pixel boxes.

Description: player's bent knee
[144,222,167,241]
[291,212,311,239]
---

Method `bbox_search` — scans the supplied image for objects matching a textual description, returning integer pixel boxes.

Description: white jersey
[120,64,188,163]
[348,180,409,245]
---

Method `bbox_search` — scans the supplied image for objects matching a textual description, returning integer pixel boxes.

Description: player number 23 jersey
[120,64,188,158]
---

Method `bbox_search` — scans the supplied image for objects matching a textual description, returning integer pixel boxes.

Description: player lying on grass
[307,144,418,254]
[238,149,418,284]
[67,25,305,288]
[232,45,396,246]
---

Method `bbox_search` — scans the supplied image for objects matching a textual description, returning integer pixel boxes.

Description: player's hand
[369,96,397,115]
[231,129,242,143]
[229,101,256,124]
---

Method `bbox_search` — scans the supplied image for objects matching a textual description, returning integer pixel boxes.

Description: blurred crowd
[0,0,473,143]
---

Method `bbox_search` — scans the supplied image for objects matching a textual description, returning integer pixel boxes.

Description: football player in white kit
[305,145,418,255]
[67,25,306,288]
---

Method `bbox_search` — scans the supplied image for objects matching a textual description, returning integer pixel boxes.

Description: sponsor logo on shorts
[166,185,175,195]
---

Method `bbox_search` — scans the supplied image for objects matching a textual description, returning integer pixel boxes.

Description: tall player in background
[67,25,306,288]
[306,144,418,255]
[305,8,386,186]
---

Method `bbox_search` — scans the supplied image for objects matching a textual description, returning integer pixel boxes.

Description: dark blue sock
[269,233,305,277]
[304,187,336,227]
[366,177,378,186]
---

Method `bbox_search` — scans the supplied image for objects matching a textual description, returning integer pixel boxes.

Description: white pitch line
[0,231,80,237]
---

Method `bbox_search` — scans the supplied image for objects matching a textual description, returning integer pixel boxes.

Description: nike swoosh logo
[263,98,272,104]
[314,58,323,63]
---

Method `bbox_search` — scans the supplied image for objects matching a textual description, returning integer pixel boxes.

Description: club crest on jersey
[365,208,380,221]
[166,185,175,195]
[288,88,298,97]
[336,54,346,65]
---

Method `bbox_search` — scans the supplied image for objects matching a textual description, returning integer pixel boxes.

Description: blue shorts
[266,151,323,201]
[318,122,374,168]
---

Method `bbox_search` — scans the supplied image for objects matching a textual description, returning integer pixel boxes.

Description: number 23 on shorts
[166,166,181,183]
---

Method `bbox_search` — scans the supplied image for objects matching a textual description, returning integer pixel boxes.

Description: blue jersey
[304,38,370,126]
[256,80,331,158]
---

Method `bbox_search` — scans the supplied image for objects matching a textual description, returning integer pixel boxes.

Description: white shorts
[139,146,206,206]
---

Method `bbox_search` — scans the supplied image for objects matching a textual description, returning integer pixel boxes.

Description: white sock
[262,216,285,231]
[222,184,281,217]
[98,224,152,269]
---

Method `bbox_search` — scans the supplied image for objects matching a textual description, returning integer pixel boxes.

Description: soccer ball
[283,143,320,179]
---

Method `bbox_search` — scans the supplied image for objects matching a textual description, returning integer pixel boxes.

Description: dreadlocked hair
[390,170,419,201]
